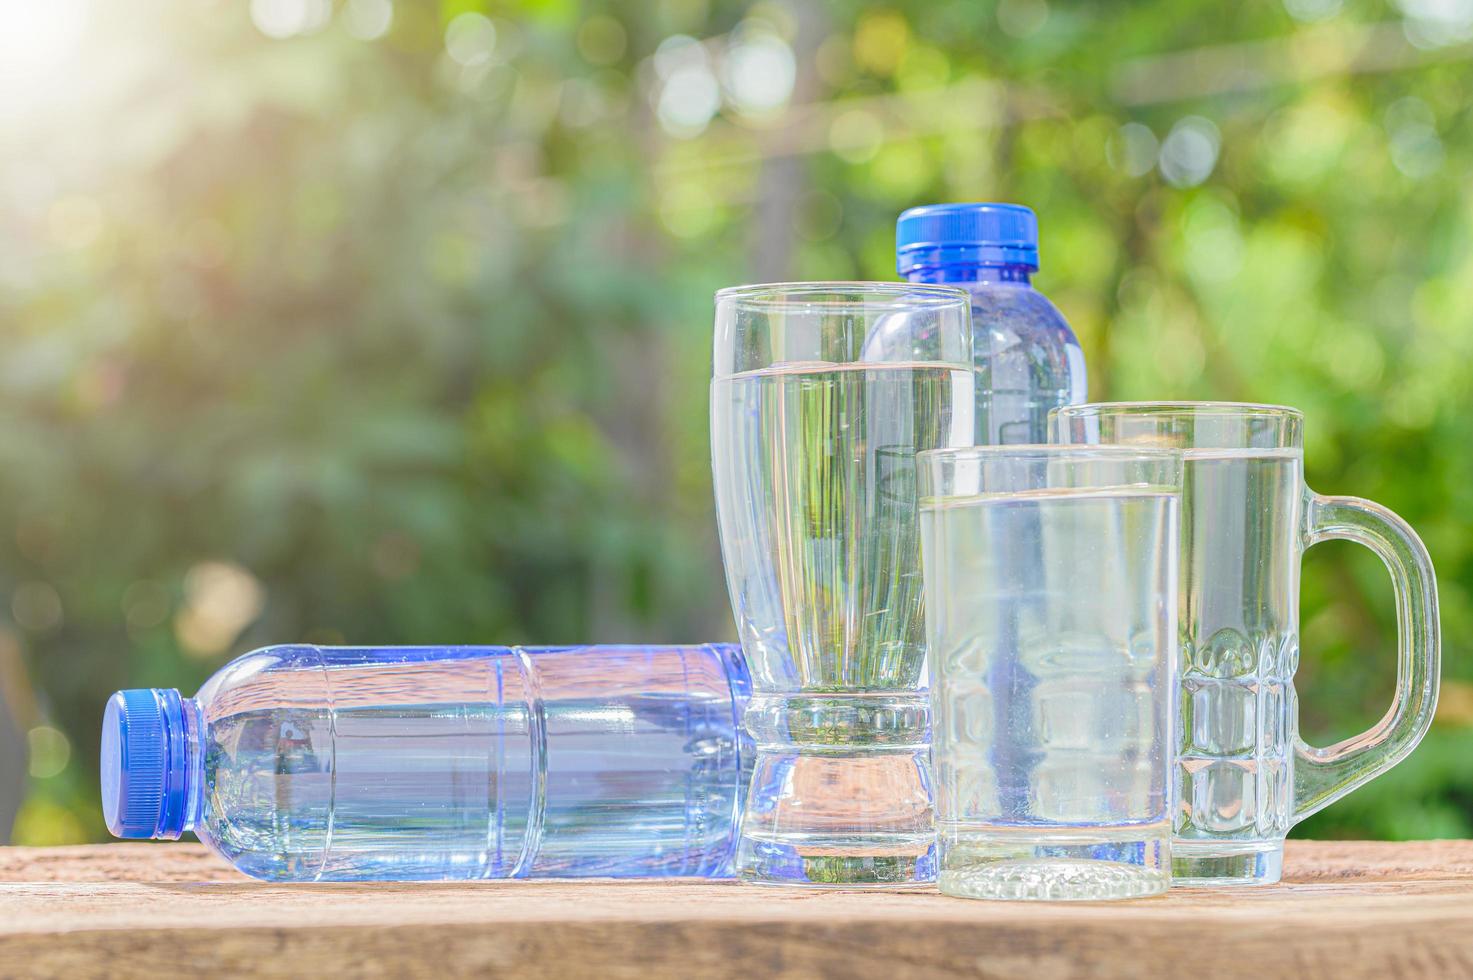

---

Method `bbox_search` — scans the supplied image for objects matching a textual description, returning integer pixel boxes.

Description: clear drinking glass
[710,282,974,885]
[1051,403,1440,886]
[919,446,1181,901]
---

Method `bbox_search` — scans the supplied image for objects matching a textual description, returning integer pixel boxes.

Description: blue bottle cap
[101,688,191,839]
[896,202,1040,276]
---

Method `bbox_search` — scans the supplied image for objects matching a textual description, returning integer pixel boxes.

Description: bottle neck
[176,697,204,836]
[146,693,205,838]
[905,263,1034,287]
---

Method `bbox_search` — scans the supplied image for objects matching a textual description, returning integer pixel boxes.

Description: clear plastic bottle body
[172,644,750,881]
[905,265,1086,445]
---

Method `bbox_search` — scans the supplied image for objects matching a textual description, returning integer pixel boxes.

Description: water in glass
[711,359,972,884]
[922,473,1177,900]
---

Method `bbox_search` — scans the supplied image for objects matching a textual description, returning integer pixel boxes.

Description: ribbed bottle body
[190,644,749,881]
[903,269,1085,446]
[961,277,1086,445]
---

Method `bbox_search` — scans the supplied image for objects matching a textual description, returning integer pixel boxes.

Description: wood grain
[2,840,1471,979]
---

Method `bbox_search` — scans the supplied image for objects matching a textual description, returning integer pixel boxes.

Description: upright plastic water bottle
[101,644,750,881]
[897,203,1086,444]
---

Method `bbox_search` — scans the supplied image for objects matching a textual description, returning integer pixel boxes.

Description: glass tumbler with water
[919,446,1181,901]
[1052,403,1440,886]
[710,282,974,885]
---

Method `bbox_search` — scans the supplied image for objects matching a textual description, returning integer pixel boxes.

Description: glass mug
[1052,403,1439,886]
[710,282,974,885]
[919,446,1181,901]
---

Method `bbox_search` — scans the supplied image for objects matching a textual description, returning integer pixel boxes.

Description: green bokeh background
[2,0,1468,845]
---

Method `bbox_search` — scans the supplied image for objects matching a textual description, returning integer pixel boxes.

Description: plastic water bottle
[101,643,750,881]
[897,202,1086,444]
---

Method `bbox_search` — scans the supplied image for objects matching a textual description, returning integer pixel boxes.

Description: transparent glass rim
[919,444,1183,465]
[714,280,969,312]
[1053,400,1303,421]
[919,445,1183,500]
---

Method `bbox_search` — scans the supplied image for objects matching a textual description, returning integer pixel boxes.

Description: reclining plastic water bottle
[101,643,750,881]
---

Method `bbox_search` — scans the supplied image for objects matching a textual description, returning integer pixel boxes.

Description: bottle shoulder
[195,645,325,712]
[966,283,1079,343]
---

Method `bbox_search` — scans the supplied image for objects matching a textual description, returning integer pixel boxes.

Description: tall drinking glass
[1052,403,1440,885]
[710,282,973,885]
[919,446,1181,901]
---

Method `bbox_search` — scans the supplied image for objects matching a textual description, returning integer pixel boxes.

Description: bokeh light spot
[1260,99,1352,186]
[250,0,331,40]
[828,109,885,164]
[444,12,498,68]
[653,34,705,80]
[1182,195,1244,284]
[12,582,63,633]
[560,77,612,128]
[343,0,393,41]
[0,0,88,77]
[175,561,266,659]
[1385,96,1444,179]
[123,580,172,631]
[657,64,721,137]
[744,2,798,39]
[1284,0,1343,21]
[1397,0,1473,47]
[1159,116,1221,188]
[12,798,86,846]
[1107,122,1158,178]
[576,15,627,65]
[27,726,70,779]
[723,28,796,116]
[997,0,1050,38]
[896,45,950,92]
[853,10,910,76]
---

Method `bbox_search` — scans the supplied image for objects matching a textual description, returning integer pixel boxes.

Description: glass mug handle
[1293,490,1441,821]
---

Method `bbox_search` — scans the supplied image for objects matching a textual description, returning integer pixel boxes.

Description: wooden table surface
[3,840,1472,978]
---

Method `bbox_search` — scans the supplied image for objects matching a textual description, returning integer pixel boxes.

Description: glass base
[1171,841,1284,886]
[737,693,934,887]
[939,828,1169,902]
[737,834,936,887]
[941,859,1168,901]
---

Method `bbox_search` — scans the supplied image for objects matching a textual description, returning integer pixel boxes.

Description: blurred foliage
[1,0,1469,844]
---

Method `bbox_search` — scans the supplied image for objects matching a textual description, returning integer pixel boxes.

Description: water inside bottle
[199,648,746,880]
